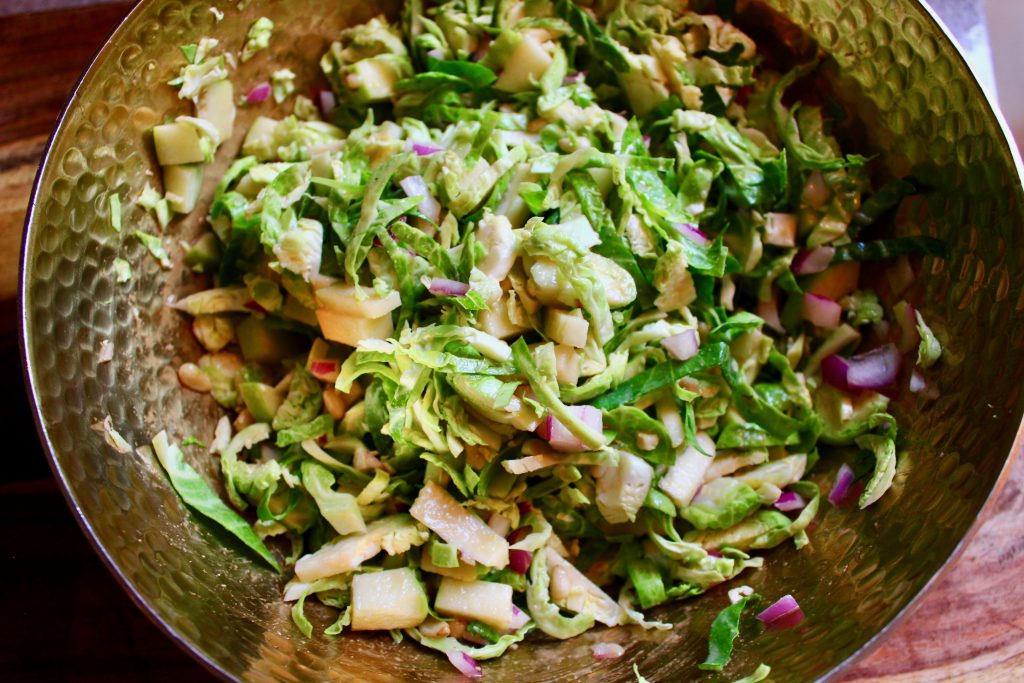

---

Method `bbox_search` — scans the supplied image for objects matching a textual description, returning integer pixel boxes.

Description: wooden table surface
[2,2,1023,681]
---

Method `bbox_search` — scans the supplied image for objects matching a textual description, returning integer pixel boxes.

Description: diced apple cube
[153,122,205,166]
[163,164,204,214]
[545,548,623,626]
[409,482,509,569]
[658,432,717,508]
[351,568,428,630]
[315,283,402,318]
[554,344,581,386]
[294,533,381,582]
[197,79,236,142]
[420,547,479,582]
[546,309,589,348]
[479,296,530,339]
[763,212,797,247]
[315,309,394,347]
[434,578,515,631]
[494,34,553,93]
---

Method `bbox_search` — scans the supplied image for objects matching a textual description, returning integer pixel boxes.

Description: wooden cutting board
[2,2,1022,681]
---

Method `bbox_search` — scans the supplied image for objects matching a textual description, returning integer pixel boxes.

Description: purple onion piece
[756,594,805,631]
[246,82,271,104]
[447,651,483,679]
[792,246,835,275]
[846,343,901,390]
[828,463,855,507]
[412,143,444,156]
[821,354,850,392]
[509,549,532,574]
[774,490,807,512]
[317,89,336,118]
[428,278,470,297]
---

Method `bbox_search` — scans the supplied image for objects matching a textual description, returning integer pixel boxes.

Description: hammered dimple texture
[20,0,1024,681]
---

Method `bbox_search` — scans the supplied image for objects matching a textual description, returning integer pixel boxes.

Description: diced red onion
[399,175,442,223]
[910,370,940,399]
[509,549,533,574]
[592,643,625,660]
[821,354,850,392]
[802,293,842,329]
[756,594,805,631]
[427,48,445,61]
[517,500,533,516]
[774,490,806,512]
[757,295,783,333]
[244,300,268,314]
[661,329,699,361]
[246,82,271,104]
[507,525,532,545]
[792,246,836,275]
[642,135,651,149]
[706,548,722,557]
[537,405,602,453]
[896,302,920,353]
[828,463,855,507]
[846,343,901,390]
[563,71,586,85]
[317,89,336,118]
[508,605,530,631]
[428,278,470,297]
[909,370,926,393]
[447,651,483,679]
[675,223,709,248]
[409,143,442,156]
[309,359,340,382]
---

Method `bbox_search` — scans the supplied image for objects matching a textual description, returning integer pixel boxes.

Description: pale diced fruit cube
[479,297,529,339]
[420,547,479,582]
[658,432,717,508]
[435,578,515,631]
[351,568,428,631]
[242,116,279,159]
[546,309,589,348]
[545,548,623,626]
[554,344,581,385]
[153,122,205,166]
[409,482,509,569]
[734,454,807,490]
[764,213,797,247]
[494,34,553,93]
[197,79,236,142]
[163,164,204,214]
[294,533,381,582]
[315,283,401,318]
[315,309,394,347]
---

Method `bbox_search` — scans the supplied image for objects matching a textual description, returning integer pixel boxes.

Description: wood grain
[0,1,133,300]
[1,2,1023,681]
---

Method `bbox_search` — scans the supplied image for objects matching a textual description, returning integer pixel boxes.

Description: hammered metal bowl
[19,0,1024,680]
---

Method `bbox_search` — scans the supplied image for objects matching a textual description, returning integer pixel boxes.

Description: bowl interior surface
[21,0,1024,681]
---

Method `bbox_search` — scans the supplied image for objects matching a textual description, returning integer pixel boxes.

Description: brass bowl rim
[16,0,1024,681]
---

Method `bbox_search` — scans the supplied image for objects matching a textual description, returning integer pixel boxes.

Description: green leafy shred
[109,193,122,232]
[242,17,274,62]
[132,231,171,269]
[145,0,941,670]
[150,431,280,572]
[699,593,759,672]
